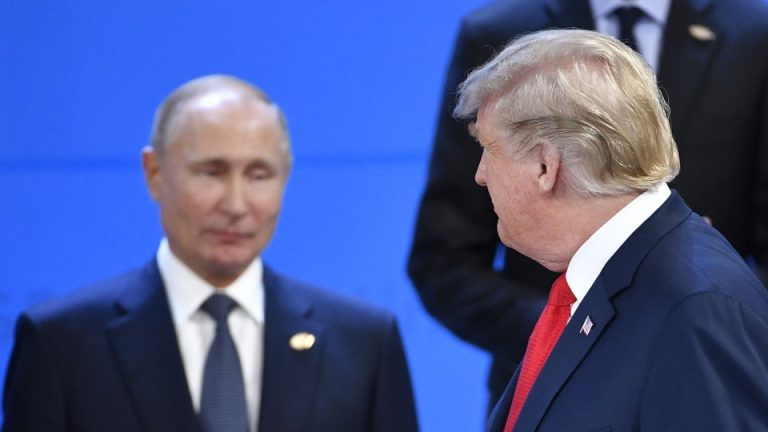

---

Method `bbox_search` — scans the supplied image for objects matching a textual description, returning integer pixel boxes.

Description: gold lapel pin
[688,24,716,42]
[289,332,316,351]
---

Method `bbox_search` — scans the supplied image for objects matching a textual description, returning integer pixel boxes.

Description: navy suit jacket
[485,192,768,431]
[409,0,768,403]
[2,264,418,432]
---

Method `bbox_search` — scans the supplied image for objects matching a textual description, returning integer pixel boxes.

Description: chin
[501,237,565,273]
[202,262,249,287]
[209,243,257,261]
[205,250,255,273]
[530,251,569,273]
[538,261,567,273]
[498,232,524,257]
[211,255,253,273]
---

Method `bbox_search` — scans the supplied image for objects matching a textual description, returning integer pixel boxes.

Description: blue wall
[0,1,490,430]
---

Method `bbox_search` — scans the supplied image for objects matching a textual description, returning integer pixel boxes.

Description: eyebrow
[188,157,278,169]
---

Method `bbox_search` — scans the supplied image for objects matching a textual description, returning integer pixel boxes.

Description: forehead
[167,94,288,161]
[472,97,505,142]
[183,92,281,133]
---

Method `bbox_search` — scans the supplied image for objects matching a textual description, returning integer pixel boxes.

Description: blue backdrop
[0,1,491,430]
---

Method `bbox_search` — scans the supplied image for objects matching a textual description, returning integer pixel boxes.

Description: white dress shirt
[590,0,672,71]
[157,239,264,432]
[566,183,671,317]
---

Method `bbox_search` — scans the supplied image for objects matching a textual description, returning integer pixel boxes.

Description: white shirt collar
[590,0,671,25]
[566,183,671,310]
[156,238,265,326]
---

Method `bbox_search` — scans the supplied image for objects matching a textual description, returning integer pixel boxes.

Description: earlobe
[141,146,161,201]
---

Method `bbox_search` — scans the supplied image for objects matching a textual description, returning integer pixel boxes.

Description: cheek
[263,193,285,219]
[166,181,221,222]
[490,175,530,221]
[246,183,285,218]
[486,170,518,205]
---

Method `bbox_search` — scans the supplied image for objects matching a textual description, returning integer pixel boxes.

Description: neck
[536,191,639,272]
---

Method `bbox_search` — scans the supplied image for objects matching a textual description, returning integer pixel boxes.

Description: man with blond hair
[409,0,768,411]
[455,29,768,431]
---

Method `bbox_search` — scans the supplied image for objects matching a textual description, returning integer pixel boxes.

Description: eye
[193,162,227,177]
[202,166,224,176]
[246,166,276,181]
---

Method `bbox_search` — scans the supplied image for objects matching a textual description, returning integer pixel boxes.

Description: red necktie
[503,273,575,432]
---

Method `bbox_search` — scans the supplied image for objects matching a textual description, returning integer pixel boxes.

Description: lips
[205,228,254,243]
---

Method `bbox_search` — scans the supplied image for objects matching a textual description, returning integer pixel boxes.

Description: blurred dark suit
[3,263,418,432]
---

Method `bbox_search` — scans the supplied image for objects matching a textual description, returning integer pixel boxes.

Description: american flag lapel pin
[580,316,594,336]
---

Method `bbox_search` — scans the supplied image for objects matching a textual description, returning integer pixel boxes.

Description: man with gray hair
[2,75,419,432]
[456,29,768,432]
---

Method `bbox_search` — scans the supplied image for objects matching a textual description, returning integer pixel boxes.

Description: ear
[536,142,561,193]
[141,146,161,201]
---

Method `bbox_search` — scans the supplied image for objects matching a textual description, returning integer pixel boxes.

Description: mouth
[205,229,255,243]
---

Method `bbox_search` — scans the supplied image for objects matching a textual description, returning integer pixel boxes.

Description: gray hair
[454,29,679,195]
[150,74,292,167]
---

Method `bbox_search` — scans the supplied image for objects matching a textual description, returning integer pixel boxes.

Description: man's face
[143,95,289,287]
[473,104,543,258]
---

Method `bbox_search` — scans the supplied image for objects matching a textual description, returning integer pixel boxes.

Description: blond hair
[455,29,679,195]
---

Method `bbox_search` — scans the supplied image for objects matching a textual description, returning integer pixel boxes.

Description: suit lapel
[106,261,201,432]
[258,267,325,432]
[512,279,616,432]
[658,0,720,138]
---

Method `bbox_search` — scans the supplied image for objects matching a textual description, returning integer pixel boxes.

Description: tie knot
[613,6,644,26]
[612,6,645,52]
[202,293,237,323]
[548,273,576,307]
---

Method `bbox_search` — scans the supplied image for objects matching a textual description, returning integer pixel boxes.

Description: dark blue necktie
[613,6,645,52]
[199,293,249,432]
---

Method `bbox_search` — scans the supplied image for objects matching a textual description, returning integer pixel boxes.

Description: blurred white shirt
[590,0,672,71]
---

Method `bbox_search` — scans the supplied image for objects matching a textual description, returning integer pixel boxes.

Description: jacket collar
[257,266,326,432]
[106,260,202,432]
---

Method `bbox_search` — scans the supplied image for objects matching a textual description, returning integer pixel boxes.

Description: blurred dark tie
[613,6,645,52]
[199,293,249,432]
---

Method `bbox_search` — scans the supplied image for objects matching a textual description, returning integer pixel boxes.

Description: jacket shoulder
[266,269,397,329]
[460,0,553,42]
[635,214,768,316]
[23,263,154,326]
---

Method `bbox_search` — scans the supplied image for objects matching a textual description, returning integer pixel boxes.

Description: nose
[221,176,248,217]
[475,152,487,187]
